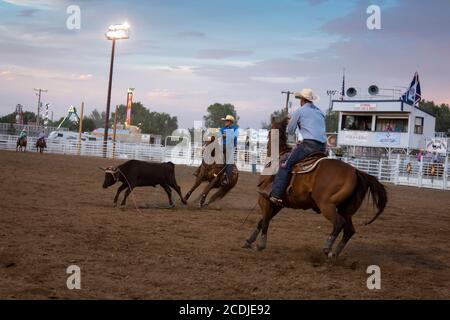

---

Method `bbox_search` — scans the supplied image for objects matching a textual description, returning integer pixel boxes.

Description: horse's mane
[267,117,290,157]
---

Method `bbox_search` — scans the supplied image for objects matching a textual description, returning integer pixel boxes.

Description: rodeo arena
[1,68,449,302]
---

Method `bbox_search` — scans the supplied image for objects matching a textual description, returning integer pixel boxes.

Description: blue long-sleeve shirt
[287,103,327,143]
[220,125,239,147]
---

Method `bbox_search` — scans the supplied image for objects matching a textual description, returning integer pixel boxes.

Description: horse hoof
[256,245,266,252]
[242,241,253,249]
[327,252,337,263]
[119,205,126,211]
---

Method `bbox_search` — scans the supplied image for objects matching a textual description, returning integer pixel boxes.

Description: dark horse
[184,135,239,208]
[16,137,27,152]
[244,118,388,260]
[36,139,46,154]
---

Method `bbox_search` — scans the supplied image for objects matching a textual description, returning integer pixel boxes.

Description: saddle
[291,152,328,175]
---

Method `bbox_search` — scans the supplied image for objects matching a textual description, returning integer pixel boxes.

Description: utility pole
[281,91,295,115]
[34,88,48,126]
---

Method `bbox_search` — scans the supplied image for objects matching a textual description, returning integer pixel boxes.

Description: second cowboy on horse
[219,115,239,185]
[259,88,327,206]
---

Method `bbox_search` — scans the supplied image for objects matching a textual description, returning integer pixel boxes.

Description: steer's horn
[98,167,106,171]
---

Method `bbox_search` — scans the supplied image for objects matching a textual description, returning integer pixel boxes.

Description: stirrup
[269,196,284,206]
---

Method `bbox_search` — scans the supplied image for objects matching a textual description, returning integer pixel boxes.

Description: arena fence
[1,134,448,191]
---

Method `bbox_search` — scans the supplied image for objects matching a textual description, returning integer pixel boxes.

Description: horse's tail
[353,170,388,225]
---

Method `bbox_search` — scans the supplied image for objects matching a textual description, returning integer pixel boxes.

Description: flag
[402,72,422,107]
[340,69,346,101]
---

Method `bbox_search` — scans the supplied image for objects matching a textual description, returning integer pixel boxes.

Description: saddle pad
[292,156,328,175]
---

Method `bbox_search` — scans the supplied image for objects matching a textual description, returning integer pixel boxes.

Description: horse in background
[244,118,388,260]
[36,139,46,154]
[184,135,239,208]
[16,137,27,152]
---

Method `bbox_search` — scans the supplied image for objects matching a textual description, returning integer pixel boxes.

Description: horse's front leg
[184,178,202,202]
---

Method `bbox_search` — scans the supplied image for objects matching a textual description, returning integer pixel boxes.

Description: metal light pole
[103,22,130,158]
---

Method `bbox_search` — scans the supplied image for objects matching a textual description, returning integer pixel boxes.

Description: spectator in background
[417,149,423,162]
[432,152,440,163]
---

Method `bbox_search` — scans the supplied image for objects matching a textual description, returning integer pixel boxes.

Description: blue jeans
[223,146,235,177]
[272,140,326,198]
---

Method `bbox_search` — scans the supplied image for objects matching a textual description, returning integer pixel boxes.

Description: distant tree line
[418,100,450,133]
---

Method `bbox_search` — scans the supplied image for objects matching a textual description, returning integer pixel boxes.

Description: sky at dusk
[0,0,449,129]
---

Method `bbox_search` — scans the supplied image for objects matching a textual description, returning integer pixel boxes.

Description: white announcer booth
[332,99,436,153]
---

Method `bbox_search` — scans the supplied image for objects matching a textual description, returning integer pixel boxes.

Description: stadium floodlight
[103,22,131,158]
[105,22,130,40]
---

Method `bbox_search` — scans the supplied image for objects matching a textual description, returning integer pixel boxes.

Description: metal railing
[1,134,448,191]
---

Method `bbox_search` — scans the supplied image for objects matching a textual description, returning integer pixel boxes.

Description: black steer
[102,160,187,208]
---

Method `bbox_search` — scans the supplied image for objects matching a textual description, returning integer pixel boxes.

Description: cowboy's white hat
[221,115,235,122]
[295,88,320,102]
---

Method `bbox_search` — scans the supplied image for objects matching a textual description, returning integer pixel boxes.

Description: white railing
[1,134,448,191]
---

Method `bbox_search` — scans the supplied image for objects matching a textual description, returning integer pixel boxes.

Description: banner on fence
[426,138,448,155]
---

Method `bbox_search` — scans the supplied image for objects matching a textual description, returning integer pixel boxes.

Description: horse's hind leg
[257,202,282,251]
[333,216,355,258]
[199,179,219,208]
[320,204,345,258]
[243,218,263,249]
[205,186,230,206]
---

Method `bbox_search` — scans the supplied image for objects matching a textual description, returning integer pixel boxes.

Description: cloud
[251,76,307,84]
[177,31,206,39]
[196,49,254,59]
[0,65,94,82]
[1,0,67,9]
[18,8,38,16]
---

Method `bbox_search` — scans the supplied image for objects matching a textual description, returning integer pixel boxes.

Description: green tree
[325,110,339,133]
[112,102,178,138]
[204,103,238,128]
[55,117,79,131]
[0,111,37,124]
[88,109,107,129]
[82,117,96,132]
[419,100,450,134]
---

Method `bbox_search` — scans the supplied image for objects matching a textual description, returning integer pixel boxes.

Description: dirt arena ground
[0,150,449,300]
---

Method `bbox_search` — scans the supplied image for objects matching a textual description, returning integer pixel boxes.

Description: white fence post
[378,160,383,181]
[418,157,423,188]
[444,156,448,190]
[395,154,400,185]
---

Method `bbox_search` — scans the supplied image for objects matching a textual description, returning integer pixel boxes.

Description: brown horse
[184,136,239,208]
[244,118,388,260]
[16,137,27,152]
[36,139,46,154]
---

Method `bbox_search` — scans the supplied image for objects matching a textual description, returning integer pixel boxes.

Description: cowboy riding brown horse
[36,138,46,154]
[244,118,388,260]
[184,135,239,208]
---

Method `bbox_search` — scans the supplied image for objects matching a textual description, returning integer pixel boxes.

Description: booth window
[414,117,424,134]
[376,118,408,133]
[341,115,372,131]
